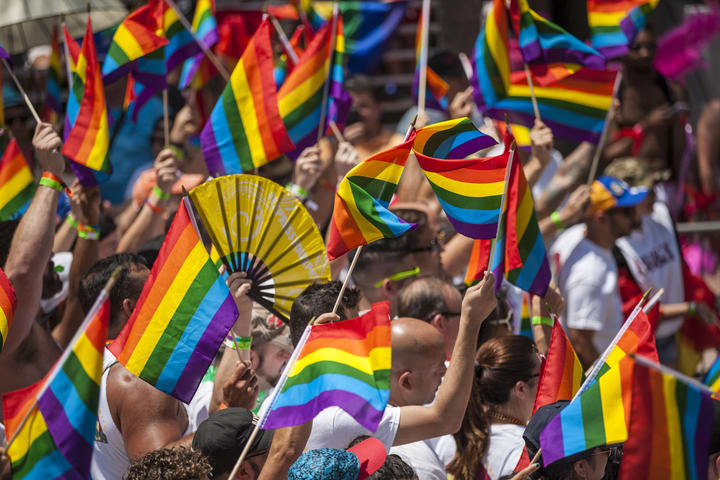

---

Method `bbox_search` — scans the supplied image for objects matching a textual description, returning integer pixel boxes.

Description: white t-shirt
[305,405,401,452]
[616,202,684,339]
[482,424,526,480]
[551,225,624,353]
[391,439,448,480]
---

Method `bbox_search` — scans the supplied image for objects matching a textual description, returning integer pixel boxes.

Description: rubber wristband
[285,183,308,199]
[531,316,553,327]
[688,301,697,317]
[145,201,165,215]
[167,144,185,161]
[40,172,63,192]
[550,211,565,230]
[66,214,79,229]
[78,223,99,233]
[77,229,99,240]
[152,185,170,200]
[234,336,252,350]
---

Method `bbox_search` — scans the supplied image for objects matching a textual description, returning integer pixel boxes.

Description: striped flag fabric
[326,132,417,260]
[274,25,306,88]
[325,15,352,133]
[412,117,504,239]
[2,290,109,478]
[162,0,197,73]
[588,0,659,59]
[0,266,16,354]
[259,301,391,432]
[518,293,533,338]
[108,198,238,403]
[43,26,63,124]
[703,354,720,391]
[618,360,714,480]
[509,0,605,86]
[62,17,111,176]
[532,318,585,413]
[412,13,449,111]
[0,139,34,221]
[201,19,294,176]
[179,0,219,90]
[488,138,551,296]
[471,0,617,144]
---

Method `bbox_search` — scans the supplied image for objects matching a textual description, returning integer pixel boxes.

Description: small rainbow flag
[0,139,34,221]
[703,354,720,392]
[619,360,714,480]
[325,15,351,133]
[412,13,449,111]
[533,318,585,413]
[162,0,196,73]
[179,0,219,89]
[43,26,63,124]
[259,301,391,432]
[412,117,503,239]
[274,25,306,88]
[326,132,417,261]
[588,0,659,59]
[201,19,294,175]
[2,289,109,478]
[62,18,110,177]
[101,0,168,83]
[488,139,551,296]
[109,198,238,403]
[0,266,16,354]
[510,0,605,86]
[518,293,533,338]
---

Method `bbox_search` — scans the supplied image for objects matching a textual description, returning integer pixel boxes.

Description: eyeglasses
[373,267,420,288]
[590,447,614,457]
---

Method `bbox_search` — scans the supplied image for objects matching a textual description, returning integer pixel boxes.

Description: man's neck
[585,223,615,250]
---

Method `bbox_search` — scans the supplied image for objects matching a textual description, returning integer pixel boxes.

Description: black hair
[368,454,416,480]
[396,277,452,323]
[428,50,465,79]
[0,219,21,268]
[288,281,360,346]
[345,74,382,101]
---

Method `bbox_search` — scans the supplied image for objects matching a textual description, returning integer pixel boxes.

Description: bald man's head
[390,317,447,406]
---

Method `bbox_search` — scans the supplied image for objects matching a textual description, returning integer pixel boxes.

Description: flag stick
[332,245,362,314]
[487,145,515,272]
[61,23,74,91]
[523,64,541,121]
[5,266,124,451]
[572,288,652,401]
[634,354,720,400]
[162,89,170,147]
[269,14,300,64]
[328,120,344,143]
[586,71,623,185]
[315,1,340,144]
[416,0,431,117]
[642,288,664,313]
[1,59,41,124]
[164,0,230,81]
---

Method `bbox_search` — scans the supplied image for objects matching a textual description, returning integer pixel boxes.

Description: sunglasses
[373,267,420,288]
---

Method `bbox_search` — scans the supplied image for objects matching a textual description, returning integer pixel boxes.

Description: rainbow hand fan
[188,175,330,321]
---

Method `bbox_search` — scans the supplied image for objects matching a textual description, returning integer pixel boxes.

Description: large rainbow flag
[43,26,63,124]
[179,0,219,90]
[412,117,503,239]
[201,19,294,175]
[326,132,417,261]
[472,0,617,144]
[412,13,449,111]
[0,139,34,221]
[488,139,550,296]
[2,290,109,478]
[533,318,585,413]
[62,18,111,175]
[509,0,605,86]
[0,266,16,354]
[259,301,391,431]
[109,198,238,402]
[588,0,660,59]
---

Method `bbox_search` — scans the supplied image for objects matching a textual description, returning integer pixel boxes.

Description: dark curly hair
[288,280,360,346]
[124,447,212,480]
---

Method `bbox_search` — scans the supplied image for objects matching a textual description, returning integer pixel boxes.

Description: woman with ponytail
[447,335,541,480]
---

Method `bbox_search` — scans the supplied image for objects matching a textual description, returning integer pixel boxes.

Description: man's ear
[573,459,591,479]
[122,298,135,317]
[381,279,399,298]
[398,370,413,391]
[249,349,260,370]
[428,313,443,331]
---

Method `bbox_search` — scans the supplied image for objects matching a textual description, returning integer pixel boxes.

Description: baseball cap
[288,437,387,480]
[191,408,274,477]
[590,175,648,214]
[523,400,569,467]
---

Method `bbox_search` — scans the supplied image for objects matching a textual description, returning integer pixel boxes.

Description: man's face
[607,206,642,239]
[623,28,657,72]
[254,343,292,387]
[349,90,382,127]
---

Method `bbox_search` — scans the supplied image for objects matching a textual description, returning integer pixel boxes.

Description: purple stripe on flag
[447,137,498,159]
[695,394,714,476]
[596,44,629,60]
[484,108,602,144]
[0,45,8,58]
[171,295,238,402]
[527,257,551,297]
[70,162,100,188]
[263,389,386,432]
[102,62,136,85]
[167,42,201,73]
[200,120,227,177]
[446,218,498,240]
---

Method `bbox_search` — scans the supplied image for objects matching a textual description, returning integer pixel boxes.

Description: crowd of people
[2,2,720,480]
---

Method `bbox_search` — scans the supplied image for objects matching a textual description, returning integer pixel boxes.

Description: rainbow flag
[259,301,391,432]
[325,15,351,133]
[0,139,34,221]
[471,0,617,144]
[2,290,109,479]
[162,0,196,72]
[109,198,238,402]
[43,26,62,124]
[510,0,605,86]
[179,0,219,89]
[518,293,533,338]
[412,13,449,111]
[488,141,551,296]
[326,132,417,260]
[201,20,294,175]
[539,310,658,465]
[588,0,659,59]
[413,117,504,239]
[274,25,306,88]
[533,318,585,413]
[62,18,111,176]
[617,360,713,480]
[0,266,16,354]
[703,354,720,391]
[101,0,168,83]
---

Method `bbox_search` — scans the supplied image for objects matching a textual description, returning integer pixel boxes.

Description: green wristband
[531,316,553,327]
[66,214,79,229]
[39,176,63,192]
[77,229,99,240]
[152,185,170,200]
[550,211,565,230]
[688,301,697,317]
[285,183,308,199]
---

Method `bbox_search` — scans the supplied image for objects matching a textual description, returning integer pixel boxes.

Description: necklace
[487,410,526,427]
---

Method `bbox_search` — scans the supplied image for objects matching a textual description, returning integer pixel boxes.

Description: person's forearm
[3,186,59,354]
[532,324,552,356]
[524,156,544,189]
[536,143,593,217]
[53,219,76,253]
[441,234,474,279]
[116,202,167,253]
[258,423,313,480]
[569,330,599,369]
[659,302,691,319]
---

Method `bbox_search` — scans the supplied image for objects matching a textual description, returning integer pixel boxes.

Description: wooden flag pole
[416,0,431,117]
[328,120,344,143]
[586,71,623,185]
[162,89,170,147]
[523,64,541,121]
[332,245,362,315]
[642,288,664,313]
[487,144,515,272]
[1,59,41,124]
[315,1,340,144]
[269,14,300,64]
[164,0,230,81]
